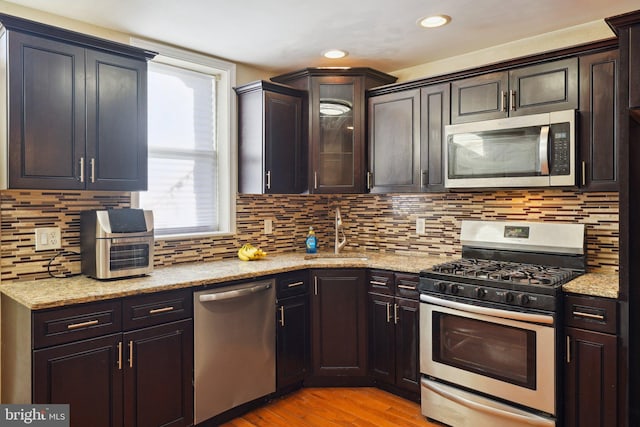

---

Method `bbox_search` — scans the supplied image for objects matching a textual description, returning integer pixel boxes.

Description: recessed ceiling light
[418,14,451,28]
[323,49,348,59]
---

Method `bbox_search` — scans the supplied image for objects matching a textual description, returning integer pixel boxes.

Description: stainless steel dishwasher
[193,279,276,424]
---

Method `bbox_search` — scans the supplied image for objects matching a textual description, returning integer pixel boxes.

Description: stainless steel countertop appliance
[419,220,585,427]
[80,209,154,279]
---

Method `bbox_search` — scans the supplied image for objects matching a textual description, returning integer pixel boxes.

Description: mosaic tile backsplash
[0,189,618,282]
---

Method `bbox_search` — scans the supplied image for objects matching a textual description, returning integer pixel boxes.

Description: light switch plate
[416,218,426,236]
[264,219,273,234]
[35,227,62,251]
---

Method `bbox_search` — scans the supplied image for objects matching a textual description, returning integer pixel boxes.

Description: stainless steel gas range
[419,220,586,427]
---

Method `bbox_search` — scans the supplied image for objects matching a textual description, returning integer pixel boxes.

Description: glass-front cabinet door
[311,76,364,193]
[270,67,397,194]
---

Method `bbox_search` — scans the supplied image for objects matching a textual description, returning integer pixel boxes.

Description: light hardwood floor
[221,387,441,427]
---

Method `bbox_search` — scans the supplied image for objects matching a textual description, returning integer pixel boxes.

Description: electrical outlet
[35,227,62,251]
[416,218,426,236]
[264,219,273,234]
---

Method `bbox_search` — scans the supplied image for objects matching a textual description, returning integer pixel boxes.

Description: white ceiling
[4,0,640,74]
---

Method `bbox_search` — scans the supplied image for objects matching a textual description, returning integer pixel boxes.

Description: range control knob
[475,288,487,298]
[437,282,448,292]
[504,292,515,303]
[518,294,531,306]
[450,284,460,295]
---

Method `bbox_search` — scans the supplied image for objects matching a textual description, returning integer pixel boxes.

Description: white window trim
[130,38,237,239]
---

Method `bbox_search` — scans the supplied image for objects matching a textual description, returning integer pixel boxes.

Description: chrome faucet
[334,207,347,254]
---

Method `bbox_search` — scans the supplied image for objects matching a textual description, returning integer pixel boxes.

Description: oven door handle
[420,294,554,325]
[422,379,555,427]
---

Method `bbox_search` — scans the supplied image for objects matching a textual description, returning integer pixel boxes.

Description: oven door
[420,294,556,416]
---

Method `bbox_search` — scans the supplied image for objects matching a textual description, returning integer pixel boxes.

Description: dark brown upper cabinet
[368,89,421,193]
[0,14,154,191]
[630,24,640,110]
[272,68,396,193]
[451,58,578,124]
[578,49,619,191]
[236,81,307,194]
[367,83,449,193]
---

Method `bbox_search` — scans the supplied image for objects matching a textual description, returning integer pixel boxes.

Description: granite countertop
[562,273,619,299]
[0,251,619,310]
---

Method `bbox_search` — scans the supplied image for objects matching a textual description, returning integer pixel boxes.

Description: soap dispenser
[305,226,317,254]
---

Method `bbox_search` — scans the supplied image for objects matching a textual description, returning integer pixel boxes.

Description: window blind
[140,61,219,235]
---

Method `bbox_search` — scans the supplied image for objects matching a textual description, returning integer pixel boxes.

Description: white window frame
[131,38,237,238]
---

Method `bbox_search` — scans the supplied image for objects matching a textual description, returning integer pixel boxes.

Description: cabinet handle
[500,91,507,112]
[67,319,99,330]
[117,341,123,370]
[566,335,571,364]
[370,280,388,287]
[394,303,399,324]
[266,170,271,190]
[90,158,96,183]
[128,340,134,368]
[279,305,285,327]
[367,172,372,190]
[386,302,392,323]
[397,284,416,291]
[314,276,318,295]
[510,90,517,111]
[572,310,605,321]
[581,161,586,187]
[287,281,304,288]
[314,172,318,190]
[79,157,85,183]
[149,306,174,315]
[421,169,428,187]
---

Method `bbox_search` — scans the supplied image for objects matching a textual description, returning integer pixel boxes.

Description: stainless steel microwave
[444,109,576,189]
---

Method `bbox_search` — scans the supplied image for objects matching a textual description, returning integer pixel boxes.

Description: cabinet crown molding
[0,12,156,60]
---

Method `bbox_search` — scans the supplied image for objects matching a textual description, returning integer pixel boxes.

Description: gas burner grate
[430,258,580,287]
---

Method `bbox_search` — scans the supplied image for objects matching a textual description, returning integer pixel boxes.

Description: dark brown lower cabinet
[123,320,193,427]
[276,295,310,390]
[33,319,193,427]
[394,298,420,394]
[369,293,395,383]
[565,327,617,427]
[309,269,368,383]
[564,294,618,427]
[368,293,420,399]
[25,291,194,427]
[33,334,123,427]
